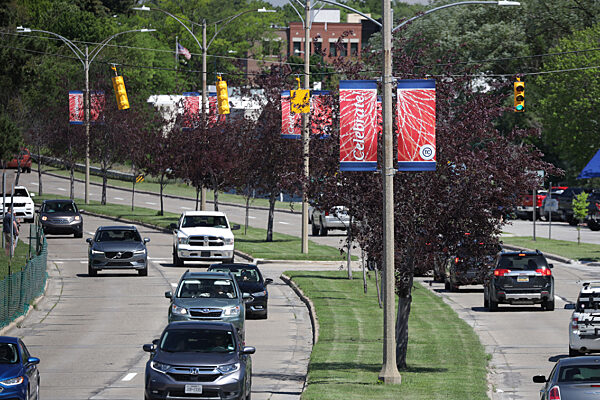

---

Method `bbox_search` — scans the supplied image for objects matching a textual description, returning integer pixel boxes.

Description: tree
[573,191,590,245]
[0,113,22,171]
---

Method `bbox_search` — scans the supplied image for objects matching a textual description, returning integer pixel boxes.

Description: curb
[0,278,49,336]
[501,244,574,264]
[280,273,319,346]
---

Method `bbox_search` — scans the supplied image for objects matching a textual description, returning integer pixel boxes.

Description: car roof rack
[581,280,600,288]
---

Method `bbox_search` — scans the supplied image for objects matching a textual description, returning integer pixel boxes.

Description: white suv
[1,186,35,223]
[569,281,600,356]
[172,211,240,266]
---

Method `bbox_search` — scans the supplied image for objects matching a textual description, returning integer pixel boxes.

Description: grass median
[0,241,30,278]
[34,194,352,261]
[502,236,600,262]
[286,270,489,400]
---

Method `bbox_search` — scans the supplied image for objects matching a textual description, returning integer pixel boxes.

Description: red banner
[339,80,378,171]
[182,92,200,129]
[69,91,104,125]
[311,91,332,137]
[208,93,226,126]
[396,79,436,171]
[281,91,301,139]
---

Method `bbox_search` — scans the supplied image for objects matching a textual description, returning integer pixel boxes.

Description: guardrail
[32,154,135,181]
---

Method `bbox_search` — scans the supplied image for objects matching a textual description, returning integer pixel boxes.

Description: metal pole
[378,0,402,384]
[84,46,90,204]
[1,173,4,250]
[301,0,310,254]
[548,181,552,240]
[532,188,536,241]
[201,20,208,211]
[347,217,352,279]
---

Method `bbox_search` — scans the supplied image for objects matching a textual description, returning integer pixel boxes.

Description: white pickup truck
[172,211,240,266]
[1,186,35,223]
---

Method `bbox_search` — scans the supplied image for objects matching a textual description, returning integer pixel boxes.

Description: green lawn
[33,163,297,211]
[0,240,30,278]
[34,194,353,261]
[502,236,600,262]
[286,271,489,400]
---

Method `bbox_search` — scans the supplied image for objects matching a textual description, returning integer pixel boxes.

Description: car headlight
[178,236,189,244]
[74,215,80,221]
[41,216,47,221]
[133,249,147,255]
[150,361,172,374]
[252,290,267,297]
[0,376,23,386]
[171,304,188,315]
[91,249,103,255]
[217,363,240,375]
[223,305,240,316]
[223,238,234,245]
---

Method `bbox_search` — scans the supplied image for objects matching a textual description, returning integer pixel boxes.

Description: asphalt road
[503,218,600,246]
[3,215,323,400]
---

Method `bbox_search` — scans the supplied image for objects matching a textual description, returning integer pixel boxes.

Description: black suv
[143,321,255,400]
[484,250,554,311]
[555,187,585,225]
[39,199,83,237]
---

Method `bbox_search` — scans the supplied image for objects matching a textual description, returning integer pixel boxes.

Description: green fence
[0,224,47,328]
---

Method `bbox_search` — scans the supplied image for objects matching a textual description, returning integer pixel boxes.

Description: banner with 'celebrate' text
[281,91,301,139]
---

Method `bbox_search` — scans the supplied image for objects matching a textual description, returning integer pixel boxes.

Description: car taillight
[455,257,460,264]
[494,269,511,276]
[325,211,329,216]
[549,386,560,400]
[572,317,579,330]
[536,268,552,276]
[596,202,600,211]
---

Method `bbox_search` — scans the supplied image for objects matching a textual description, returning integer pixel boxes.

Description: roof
[559,355,600,366]
[181,211,226,217]
[96,225,137,231]
[182,271,233,279]
[0,336,19,344]
[166,321,234,331]
[210,263,257,270]
[578,149,600,179]
[580,281,600,293]
[42,199,75,203]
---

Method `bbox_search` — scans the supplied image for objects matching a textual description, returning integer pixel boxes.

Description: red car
[6,148,32,173]
[516,190,547,220]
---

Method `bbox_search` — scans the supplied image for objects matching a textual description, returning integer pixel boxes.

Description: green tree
[0,112,22,170]
[573,192,590,245]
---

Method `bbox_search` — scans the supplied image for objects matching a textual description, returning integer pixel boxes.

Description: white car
[172,211,240,266]
[311,206,350,236]
[1,186,35,223]
[569,281,600,356]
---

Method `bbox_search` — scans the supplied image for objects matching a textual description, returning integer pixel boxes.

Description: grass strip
[34,194,352,261]
[285,270,489,400]
[502,236,600,262]
[0,241,30,279]
[32,163,297,211]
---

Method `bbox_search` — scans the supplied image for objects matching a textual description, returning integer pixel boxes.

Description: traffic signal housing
[111,75,129,110]
[514,79,524,112]
[216,76,230,115]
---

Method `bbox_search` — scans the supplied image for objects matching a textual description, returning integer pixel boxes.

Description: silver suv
[569,281,600,356]
[311,206,350,236]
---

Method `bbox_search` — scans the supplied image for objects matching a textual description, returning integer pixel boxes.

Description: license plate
[185,385,203,394]
[517,276,529,282]
[201,251,210,257]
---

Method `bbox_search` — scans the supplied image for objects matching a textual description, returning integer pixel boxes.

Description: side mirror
[30,193,35,197]
[35,209,40,213]
[142,344,156,353]
[231,224,241,231]
[144,238,151,243]
[241,346,256,355]
[152,338,160,345]
[242,293,251,299]
[548,264,554,269]
[165,291,172,299]
[265,278,273,285]
[564,303,576,310]
[27,357,40,365]
[86,238,92,244]
[168,223,177,230]
[532,375,546,383]
[79,209,85,213]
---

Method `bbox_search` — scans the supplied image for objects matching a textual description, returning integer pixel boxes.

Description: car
[165,270,248,336]
[143,321,255,400]
[0,336,40,400]
[533,355,600,400]
[555,187,586,225]
[172,211,240,266]
[0,186,35,223]
[38,199,83,237]
[569,281,600,356]
[540,186,568,221]
[208,263,273,319]
[6,149,32,173]
[483,250,555,311]
[311,206,350,236]
[86,225,150,277]
[516,190,547,220]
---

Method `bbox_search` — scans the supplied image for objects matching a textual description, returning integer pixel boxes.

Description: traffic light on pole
[111,66,129,110]
[216,76,230,115]
[514,78,524,112]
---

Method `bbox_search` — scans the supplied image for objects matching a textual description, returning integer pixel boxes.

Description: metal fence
[0,223,47,328]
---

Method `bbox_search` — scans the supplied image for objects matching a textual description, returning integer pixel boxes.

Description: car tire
[319,219,328,236]
[258,309,268,320]
[88,263,97,277]
[26,217,35,223]
[74,231,83,238]
[444,280,451,291]
[311,221,319,236]
[569,347,581,357]
[589,220,600,231]
[488,299,498,312]
[138,267,148,276]
[173,249,184,267]
[27,167,31,173]
[34,380,39,400]
[543,299,555,311]
[484,296,489,309]
[568,217,579,226]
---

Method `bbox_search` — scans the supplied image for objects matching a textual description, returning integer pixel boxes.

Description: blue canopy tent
[578,149,600,179]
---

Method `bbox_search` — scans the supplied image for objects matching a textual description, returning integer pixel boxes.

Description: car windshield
[1,189,28,197]
[43,202,77,213]
[212,268,260,283]
[95,229,141,242]
[177,279,237,299]
[0,343,19,364]
[160,329,235,353]
[558,365,600,382]
[182,216,228,228]
[497,255,548,270]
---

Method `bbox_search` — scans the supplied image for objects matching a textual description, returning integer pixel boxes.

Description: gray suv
[143,321,255,400]
[86,226,150,276]
[166,271,248,336]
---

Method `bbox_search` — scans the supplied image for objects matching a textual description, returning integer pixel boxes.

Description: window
[262,40,270,55]
[351,42,358,56]
[340,43,348,57]
[161,329,235,353]
[178,279,237,299]
[329,44,337,57]
[182,216,228,228]
[314,42,322,54]
[96,229,141,242]
[293,41,302,55]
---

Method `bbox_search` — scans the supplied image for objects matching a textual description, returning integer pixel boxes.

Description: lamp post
[16,26,155,205]
[133,6,275,210]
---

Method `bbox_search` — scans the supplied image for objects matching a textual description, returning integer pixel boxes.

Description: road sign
[544,198,558,212]
[136,174,144,183]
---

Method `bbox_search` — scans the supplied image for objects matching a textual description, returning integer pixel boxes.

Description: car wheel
[484,296,489,309]
[34,380,39,400]
[568,217,579,226]
[311,221,319,236]
[88,263,97,277]
[74,231,83,238]
[444,280,451,291]
[589,220,600,231]
[259,309,268,320]
[319,219,328,236]
[138,267,148,277]
[543,299,555,311]
[488,299,498,312]
[173,249,184,267]
[569,347,581,357]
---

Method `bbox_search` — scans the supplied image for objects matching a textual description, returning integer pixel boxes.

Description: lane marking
[171,283,178,287]
[30,182,39,186]
[278,221,290,225]
[57,188,66,191]
[248,216,256,219]
[122,372,137,382]
[148,257,171,261]
[145,202,157,205]
[79,261,87,264]
[113,197,124,200]
[180,206,192,210]
[50,258,87,262]
[86,232,95,235]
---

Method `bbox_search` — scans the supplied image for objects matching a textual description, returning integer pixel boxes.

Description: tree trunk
[195,186,200,211]
[347,219,352,279]
[69,164,75,200]
[159,172,165,216]
[212,176,219,211]
[37,145,43,195]
[245,194,251,236]
[395,275,413,370]
[362,250,367,294]
[266,191,277,242]
[15,158,20,186]
[131,179,135,211]
[578,225,581,245]
[375,268,382,308]
[101,165,108,205]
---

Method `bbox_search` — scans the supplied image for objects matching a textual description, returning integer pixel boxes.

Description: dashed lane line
[121,373,137,382]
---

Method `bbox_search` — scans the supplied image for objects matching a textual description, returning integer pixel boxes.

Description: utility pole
[201,20,208,211]
[84,46,90,204]
[301,0,311,254]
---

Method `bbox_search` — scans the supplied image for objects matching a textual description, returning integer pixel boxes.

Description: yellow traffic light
[111,75,129,110]
[216,76,229,115]
[514,78,524,112]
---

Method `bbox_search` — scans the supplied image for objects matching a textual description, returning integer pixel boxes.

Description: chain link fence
[0,222,47,328]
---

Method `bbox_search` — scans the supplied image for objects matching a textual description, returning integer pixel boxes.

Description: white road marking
[113,197,124,200]
[148,257,171,261]
[171,282,178,287]
[30,182,38,186]
[121,372,137,382]
[278,221,290,225]
[53,261,63,264]
[180,206,192,210]
[248,216,256,219]
[50,258,87,261]
[145,202,157,205]
[80,261,87,264]
[57,187,66,191]
[86,232,95,235]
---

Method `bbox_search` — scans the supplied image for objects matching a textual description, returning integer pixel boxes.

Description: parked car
[540,186,569,221]
[444,246,496,292]
[516,190,547,220]
[86,225,150,276]
[143,321,255,400]
[172,211,240,266]
[584,192,600,231]
[0,186,35,223]
[555,187,586,225]
[39,199,83,237]
[569,281,600,356]
[208,263,273,319]
[6,149,32,173]
[0,336,40,400]
[165,270,248,335]
[533,355,600,400]
[311,206,350,236]
[483,250,554,311]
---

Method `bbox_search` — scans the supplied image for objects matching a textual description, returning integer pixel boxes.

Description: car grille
[3,202,25,208]
[189,308,222,318]
[105,261,133,266]
[167,388,220,398]
[105,251,133,259]
[48,218,71,224]
[167,373,221,382]
[188,236,224,247]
